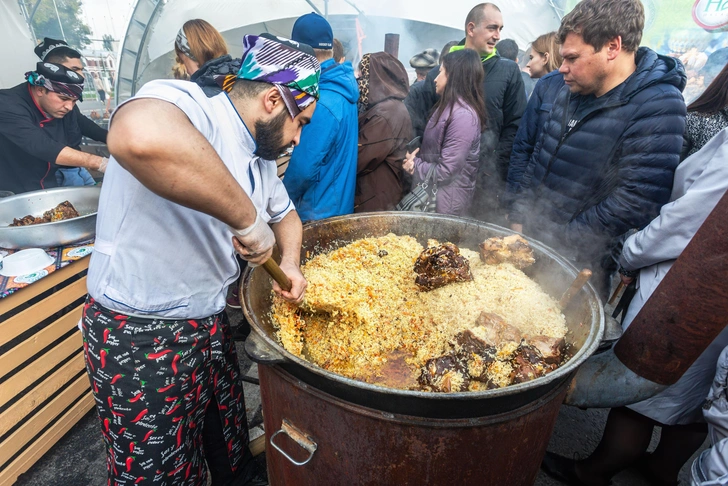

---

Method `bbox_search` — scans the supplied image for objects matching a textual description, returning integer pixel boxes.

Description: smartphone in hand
[406,136,421,153]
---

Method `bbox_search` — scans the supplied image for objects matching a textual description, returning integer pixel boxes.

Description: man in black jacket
[0,62,108,194]
[404,3,527,223]
[509,0,686,299]
[35,38,108,187]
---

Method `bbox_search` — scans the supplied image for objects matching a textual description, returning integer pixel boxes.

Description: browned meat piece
[529,335,566,365]
[510,344,559,384]
[453,330,497,384]
[9,201,80,227]
[474,311,522,345]
[43,200,80,222]
[419,354,470,392]
[413,243,473,291]
[10,215,42,226]
[479,234,535,269]
[455,330,494,357]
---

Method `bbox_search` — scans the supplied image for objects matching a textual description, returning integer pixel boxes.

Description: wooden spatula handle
[262,259,293,292]
[559,269,593,309]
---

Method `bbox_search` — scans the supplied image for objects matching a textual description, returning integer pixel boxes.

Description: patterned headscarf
[175,26,197,62]
[218,34,320,119]
[26,62,84,101]
[357,54,371,114]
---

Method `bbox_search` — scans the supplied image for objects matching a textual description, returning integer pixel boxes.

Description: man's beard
[254,109,291,160]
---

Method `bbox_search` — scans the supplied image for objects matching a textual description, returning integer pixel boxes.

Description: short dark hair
[229,78,272,100]
[558,0,644,52]
[440,40,460,62]
[496,39,518,61]
[464,3,501,31]
[44,46,82,64]
[333,38,345,61]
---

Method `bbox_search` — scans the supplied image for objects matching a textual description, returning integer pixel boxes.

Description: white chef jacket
[87,80,294,319]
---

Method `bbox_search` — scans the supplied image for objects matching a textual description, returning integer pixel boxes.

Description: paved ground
[15,304,704,486]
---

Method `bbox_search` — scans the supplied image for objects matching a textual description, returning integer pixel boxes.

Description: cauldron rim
[242,212,604,405]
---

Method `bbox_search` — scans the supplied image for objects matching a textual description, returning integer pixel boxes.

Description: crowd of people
[2,0,728,485]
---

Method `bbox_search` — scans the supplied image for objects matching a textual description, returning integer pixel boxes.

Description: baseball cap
[291,12,333,50]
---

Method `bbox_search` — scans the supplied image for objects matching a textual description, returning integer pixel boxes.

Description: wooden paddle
[262,258,292,292]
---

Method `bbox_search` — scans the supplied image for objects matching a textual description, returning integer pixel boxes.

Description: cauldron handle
[244,331,287,365]
[270,418,318,466]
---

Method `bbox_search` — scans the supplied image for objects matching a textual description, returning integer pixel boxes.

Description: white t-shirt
[87,80,294,319]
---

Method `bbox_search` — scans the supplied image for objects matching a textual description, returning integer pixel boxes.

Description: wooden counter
[0,256,94,484]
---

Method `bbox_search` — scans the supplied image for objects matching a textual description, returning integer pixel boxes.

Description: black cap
[34,37,81,61]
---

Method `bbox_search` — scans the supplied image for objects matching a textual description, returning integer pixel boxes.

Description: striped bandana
[175,27,197,62]
[220,34,320,119]
[26,62,84,101]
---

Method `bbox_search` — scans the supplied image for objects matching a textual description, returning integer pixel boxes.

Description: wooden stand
[0,257,94,485]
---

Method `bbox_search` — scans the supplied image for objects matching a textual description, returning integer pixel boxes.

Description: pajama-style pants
[81,298,253,485]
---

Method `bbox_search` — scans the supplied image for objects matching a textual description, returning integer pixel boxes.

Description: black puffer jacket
[511,48,687,265]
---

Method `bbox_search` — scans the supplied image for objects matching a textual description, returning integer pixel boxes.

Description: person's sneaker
[227,288,241,309]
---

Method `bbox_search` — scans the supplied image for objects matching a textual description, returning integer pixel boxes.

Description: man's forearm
[56,146,104,170]
[272,211,303,266]
[107,98,257,230]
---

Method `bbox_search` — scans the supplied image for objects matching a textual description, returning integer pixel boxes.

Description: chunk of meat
[479,234,535,269]
[43,200,80,222]
[473,312,522,346]
[11,215,42,226]
[413,243,473,291]
[10,200,80,226]
[528,335,566,365]
[453,330,497,383]
[510,344,554,384]
[419,354,470,392]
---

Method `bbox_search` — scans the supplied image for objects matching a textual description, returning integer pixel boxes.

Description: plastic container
[0,248,54,277]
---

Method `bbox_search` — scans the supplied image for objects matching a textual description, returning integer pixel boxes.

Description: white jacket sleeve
[620,129,728,271]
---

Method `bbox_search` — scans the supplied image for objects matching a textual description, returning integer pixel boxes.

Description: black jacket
[190,55,238,97]
[0,83,89,193]
[510,48,687,265]
[404,52,527,181]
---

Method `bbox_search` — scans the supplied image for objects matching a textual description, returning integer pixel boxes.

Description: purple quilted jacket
[412,99,481,216]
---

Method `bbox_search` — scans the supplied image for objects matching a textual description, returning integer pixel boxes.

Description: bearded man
[83,34,319,485]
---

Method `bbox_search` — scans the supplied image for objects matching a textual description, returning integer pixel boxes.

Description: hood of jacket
[617,47,686,102]
[362,51,409,108]
[190,55,239,95]
[319,58,359,104]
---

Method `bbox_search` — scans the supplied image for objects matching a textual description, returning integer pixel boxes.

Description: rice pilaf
[270,234,567,391]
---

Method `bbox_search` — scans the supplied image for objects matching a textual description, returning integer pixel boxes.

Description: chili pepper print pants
[81,297,253,485]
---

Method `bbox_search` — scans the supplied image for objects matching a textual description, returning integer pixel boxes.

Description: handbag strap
[421,163,438,191]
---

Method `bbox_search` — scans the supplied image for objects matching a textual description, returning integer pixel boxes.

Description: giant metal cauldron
[242,212,604,485]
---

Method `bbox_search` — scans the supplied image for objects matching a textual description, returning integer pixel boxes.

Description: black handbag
[396,164,437,212]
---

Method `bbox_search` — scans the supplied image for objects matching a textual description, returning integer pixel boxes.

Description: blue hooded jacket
[511,48,687,264]
[283,58,359,222]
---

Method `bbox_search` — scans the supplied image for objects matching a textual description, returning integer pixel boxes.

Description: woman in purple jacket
[403,49,487,216]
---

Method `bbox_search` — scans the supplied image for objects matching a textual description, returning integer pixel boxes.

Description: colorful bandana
[26,62,84,101]
[220,34,320,119]
[175,27,197,62]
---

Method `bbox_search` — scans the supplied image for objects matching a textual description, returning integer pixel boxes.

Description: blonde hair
[175,19,228,67]
[531,32,562,73]
[172,62,189,80]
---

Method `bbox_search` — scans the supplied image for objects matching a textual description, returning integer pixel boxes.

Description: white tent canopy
[116,0,564,102]
[0,0,37,89]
